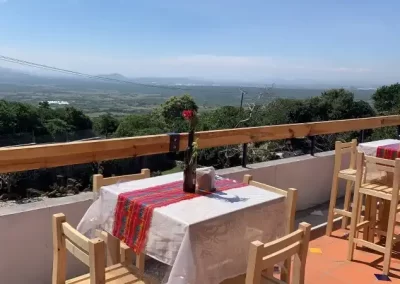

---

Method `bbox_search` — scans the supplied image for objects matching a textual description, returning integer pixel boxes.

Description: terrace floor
[307,228,400,284]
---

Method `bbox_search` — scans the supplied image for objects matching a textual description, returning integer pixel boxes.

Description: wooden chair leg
[382,201,390,236]
[120,243,133,266]
[348,190,362,261]
[363,196,371,242]
[342,180,353,229]
[355,194,364,240]
[326,176,339,236]
[368,197,377,243]
[95,230,121,265]
[382,199,398,275]
[280,258,291,283]
[136,252,145,275]
[377,199,384,240]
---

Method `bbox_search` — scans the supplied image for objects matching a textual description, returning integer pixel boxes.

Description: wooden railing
[0,115,399,173]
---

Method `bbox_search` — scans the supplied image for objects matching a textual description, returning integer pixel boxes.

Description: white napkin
[196,166,216,190]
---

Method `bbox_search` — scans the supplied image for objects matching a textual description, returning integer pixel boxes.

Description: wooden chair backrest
[243,175,298,283]
[363,153,397,173]
[334,139,358,170]
[355,151,400,196]
[245,222,311,284]
[93,168,151,193]
[243,175,297,233]
[52,213,107,284]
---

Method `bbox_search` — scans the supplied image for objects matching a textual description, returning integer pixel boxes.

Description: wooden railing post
[168,133,180,152]
[310,136,316,156]
[241,143,248,167]
[397,126,400,139]
[359,129,365,143]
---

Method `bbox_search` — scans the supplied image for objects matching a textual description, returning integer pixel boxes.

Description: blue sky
[0,0,399,85]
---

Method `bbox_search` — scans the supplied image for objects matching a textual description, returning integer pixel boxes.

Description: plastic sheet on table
[77,178,129,238]
[363,164,393,185]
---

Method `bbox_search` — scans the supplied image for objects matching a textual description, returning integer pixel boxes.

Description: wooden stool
[348,152,400,276]
[326,139,358,236]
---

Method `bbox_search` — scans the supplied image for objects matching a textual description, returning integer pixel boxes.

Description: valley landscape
[0,67,376,116]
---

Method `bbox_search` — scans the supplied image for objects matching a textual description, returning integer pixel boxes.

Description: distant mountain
[0,66,49,84]
[0,66,382,90]
[97,73,128,81]
[132,77,217,86]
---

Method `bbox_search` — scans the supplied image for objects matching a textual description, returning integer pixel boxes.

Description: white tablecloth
[358,139,400,181]
[358,139,400,156]
[77,173,286,284]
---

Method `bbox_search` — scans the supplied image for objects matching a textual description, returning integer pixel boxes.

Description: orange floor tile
[306,229,400,284]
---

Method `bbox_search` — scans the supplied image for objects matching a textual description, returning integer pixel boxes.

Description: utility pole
[239,89,246,112]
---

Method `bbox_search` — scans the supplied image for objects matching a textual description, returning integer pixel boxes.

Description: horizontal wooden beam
[194,115,400,149]
[0,115,399,173]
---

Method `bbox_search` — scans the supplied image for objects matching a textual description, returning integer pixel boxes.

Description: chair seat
[338,168,357,180]
[360,182,396,199]
[340,168,357,175]
[66,263,146,284]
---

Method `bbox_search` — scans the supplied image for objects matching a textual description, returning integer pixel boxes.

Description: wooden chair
[52,213,155,284]
[326,139,358,236]
[95,230,146,276]
[347,152,400,275]
[92,168,151,193]
[92,168,151,275]
[245,222,311,284]
[243,175,298,283]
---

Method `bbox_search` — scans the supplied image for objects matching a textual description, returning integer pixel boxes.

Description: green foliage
[200,106,244,130]
[114,113,165,137]
[56,106,93,131]
[93,113,120,137]
[0,100,93,145]
[44,119,71,139]
[372,83,400,113]
[161,94,198,122]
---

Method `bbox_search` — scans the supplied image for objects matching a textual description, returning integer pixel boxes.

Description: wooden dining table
[77,173,287,284]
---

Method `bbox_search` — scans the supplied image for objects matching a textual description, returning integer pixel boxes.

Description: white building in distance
[47,101,70,105]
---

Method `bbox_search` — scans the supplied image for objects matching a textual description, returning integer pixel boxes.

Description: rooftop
[306,227,400,284]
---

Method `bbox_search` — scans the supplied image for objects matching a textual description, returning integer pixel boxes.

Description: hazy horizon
[1,1,400,87]
[0,64,386,89]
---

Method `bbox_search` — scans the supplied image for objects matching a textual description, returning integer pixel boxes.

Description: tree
[372,83,400,113]
[39,101,50,108]
[261,98,315,125]
[200,106,243,130]
[160,94,198,122]
[44,119,71,141]
[12,102,43,133]
[351,100,376,118]
[317,88,356,120]
[57,106,92,131]
[0,100,17,134]
[93,113,119,137]
[114,113,164,137]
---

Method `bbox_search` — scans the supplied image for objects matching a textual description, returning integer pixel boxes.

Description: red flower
[182,110,195,120]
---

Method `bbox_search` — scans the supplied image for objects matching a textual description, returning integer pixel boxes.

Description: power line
[0,54,190,91]
[0,54,281,99]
